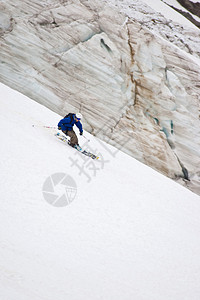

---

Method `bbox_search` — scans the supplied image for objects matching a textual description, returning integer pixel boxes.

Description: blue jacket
[58,114,83,133]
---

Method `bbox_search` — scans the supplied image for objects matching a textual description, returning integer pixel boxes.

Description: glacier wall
[0,0,200,194]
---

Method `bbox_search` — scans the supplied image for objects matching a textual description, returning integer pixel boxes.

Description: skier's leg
[66,130,78,146]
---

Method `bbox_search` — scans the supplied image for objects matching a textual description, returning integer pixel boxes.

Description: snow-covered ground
[1,82,200,299]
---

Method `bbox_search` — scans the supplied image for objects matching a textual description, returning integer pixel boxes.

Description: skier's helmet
[76,113,82,120]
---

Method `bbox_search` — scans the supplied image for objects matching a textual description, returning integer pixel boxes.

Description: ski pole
[82,135,90,142]
[32,125,57,129]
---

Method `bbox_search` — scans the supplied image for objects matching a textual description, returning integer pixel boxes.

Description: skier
[58,113,83,148]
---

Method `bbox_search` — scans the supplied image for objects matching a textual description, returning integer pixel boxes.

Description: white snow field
[0,82,200,300]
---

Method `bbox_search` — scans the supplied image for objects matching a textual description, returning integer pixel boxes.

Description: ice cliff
[0,0,200,194]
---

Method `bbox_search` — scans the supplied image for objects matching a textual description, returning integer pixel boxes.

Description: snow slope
[0,82,200,300]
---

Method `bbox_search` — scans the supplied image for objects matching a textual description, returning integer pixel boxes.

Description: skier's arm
[75,121,83,134]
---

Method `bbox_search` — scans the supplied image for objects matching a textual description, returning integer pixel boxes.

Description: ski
[55,132,99,160]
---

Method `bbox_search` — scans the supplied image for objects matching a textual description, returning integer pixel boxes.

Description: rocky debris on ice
[108,0,200,58]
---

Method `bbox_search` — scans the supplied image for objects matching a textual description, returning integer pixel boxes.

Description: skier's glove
[58,126,61,130]
[80,131,83,135]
